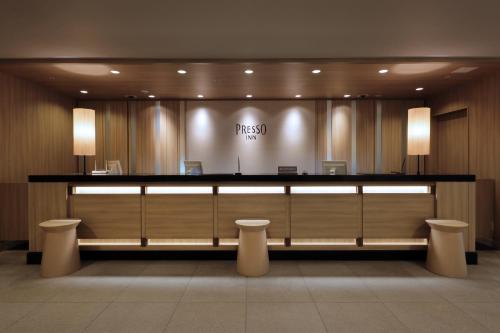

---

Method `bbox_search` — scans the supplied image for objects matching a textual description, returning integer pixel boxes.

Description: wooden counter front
[27,175,476,254]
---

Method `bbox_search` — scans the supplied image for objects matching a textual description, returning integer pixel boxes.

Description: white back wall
[186,100,316,174]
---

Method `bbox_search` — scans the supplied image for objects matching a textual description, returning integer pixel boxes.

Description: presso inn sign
[235,123,267,141]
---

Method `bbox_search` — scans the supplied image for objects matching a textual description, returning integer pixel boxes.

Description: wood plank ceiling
[0,60,498,100]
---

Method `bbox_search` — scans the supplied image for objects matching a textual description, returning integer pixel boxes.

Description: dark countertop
[28,174,476,183]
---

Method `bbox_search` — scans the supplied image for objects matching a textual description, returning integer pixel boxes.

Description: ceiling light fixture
[148,94,155,98]
[246,94,253,98]
[80,90,88,94]
[344,94,351,98]
[244,69,254,74]
[378,69,389,74]
[177,69,187,74]
[312,69,321,74]
[415,87,424,91]
[110,70,120,75]
[295,94,302,98]
[197,94,204,98]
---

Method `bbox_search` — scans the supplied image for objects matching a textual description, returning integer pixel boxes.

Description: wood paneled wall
[330,99,423,174]
[129,100,180,174]
[429,70,500,242]
[0,71,75,240]
[78,101,129,173]
[0,72,75,183]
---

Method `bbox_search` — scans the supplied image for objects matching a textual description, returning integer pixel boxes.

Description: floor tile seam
[301,274,330,333]
[81,302,114,332]
[0,301,43,332]
[162,262,199,333]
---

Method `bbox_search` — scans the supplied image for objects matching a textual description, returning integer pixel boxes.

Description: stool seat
[235,219,270,231]
[425,219,468,278]
[40,219,81,231]
[426,219,468,232]
[235,219,270,277]
[39,219,81,278]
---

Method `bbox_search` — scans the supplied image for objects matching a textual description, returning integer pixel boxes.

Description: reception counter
[27,174,476,262]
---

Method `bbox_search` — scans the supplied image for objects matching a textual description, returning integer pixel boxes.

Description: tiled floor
[1,251,500,332]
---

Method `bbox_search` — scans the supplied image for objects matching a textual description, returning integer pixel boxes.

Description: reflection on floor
[1,250,500,332]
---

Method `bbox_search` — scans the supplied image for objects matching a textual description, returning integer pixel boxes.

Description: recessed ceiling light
[80,90,88,94]
[148,94,155,98]
[246,94,253,98]
[344,94,351,98]
[378,69,389,74]
[415,87,424,91]
[244,69,254,74]
[295,94,302,98]
[197,94,204,98]
[177,69,187,74]
[110,70,120,74]
[311,69,321,74]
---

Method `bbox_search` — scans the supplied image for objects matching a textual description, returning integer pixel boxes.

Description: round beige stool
[426,219,468,278]
[39,219,81,278]
[235,219,270,277]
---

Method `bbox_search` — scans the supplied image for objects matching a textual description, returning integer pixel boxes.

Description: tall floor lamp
[407,107,431,175]
[73,108,96,175]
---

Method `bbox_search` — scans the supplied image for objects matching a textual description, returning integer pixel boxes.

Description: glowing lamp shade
[73,108,96,156]
[407,107,431,156]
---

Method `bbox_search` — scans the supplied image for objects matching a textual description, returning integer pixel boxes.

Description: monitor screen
[322,160,347,175]
[184,161,203,175]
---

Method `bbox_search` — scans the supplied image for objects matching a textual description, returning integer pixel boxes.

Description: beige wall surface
[186,100,317,174]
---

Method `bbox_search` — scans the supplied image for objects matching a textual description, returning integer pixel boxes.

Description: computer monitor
[322,160,348,175]
[184,161,203,175]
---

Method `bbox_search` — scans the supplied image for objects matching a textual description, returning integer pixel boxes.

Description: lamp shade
[73,108,96,156]
[407,107,431,155]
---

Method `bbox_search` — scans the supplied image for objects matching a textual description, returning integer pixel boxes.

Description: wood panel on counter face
[0,184,28,240]
[70,195,141,239]
[429,71,500,247]
[217,194,287,239]
[78,101,129,173]
[129,100,180,175]
[362,194,434,238]
[290,194,362,239]
[145,195,214,239]
[28,183,68,251]
[436,182,475,251]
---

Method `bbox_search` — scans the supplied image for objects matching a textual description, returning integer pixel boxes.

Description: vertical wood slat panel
[331,100,352,173]
[381,100,404,173]
[429,71,500,247]
[0,71,74,241]
[129,100,180,175]
[0,71,75,183]
[315,100,328,173]
[356,100,375,174]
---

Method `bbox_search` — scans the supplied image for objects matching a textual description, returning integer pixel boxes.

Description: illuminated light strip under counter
[219,238,285,246]
[78,239,141,246]
[146,186,213,194]
[291,238,357,246]
[362,185,431,194]
[363,238,429,246]
[290,186,358,194]
[218,186,285,194]
[73,186,141,195]
[148,239,213,246]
